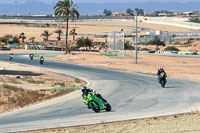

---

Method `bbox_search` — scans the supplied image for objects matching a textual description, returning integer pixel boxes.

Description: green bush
[164,46,180,51]
[146,36,166,47]
[76,37,93,50]
[192,52,198,55]
[141,48,150,51]
[124,40,134,50]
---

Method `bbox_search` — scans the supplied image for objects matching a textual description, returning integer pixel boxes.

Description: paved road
[0,53,200,132]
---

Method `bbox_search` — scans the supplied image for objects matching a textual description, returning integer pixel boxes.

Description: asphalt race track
[0,53,200,132]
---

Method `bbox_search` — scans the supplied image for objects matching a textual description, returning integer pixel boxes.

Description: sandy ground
[0,20,191,43]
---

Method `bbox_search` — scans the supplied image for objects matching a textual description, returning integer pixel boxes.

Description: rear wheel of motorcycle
[90,102,100,113]
[105,103,112,111]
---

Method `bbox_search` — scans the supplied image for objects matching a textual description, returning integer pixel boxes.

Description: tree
[103,9,112,16]
[147,36,166,50]
[19,32,26,43]
[70,28,77,41]
[54,0,80,54]
[103,9,108,16]
[41,30,52,42]
[76,37,85,48]
[84,37,93,50]
[55,29,63,41]
[124,40,134,50]
[126,8,134,16]
[76,37,93,50]
[0,34,19,44]
[137,9,144,16]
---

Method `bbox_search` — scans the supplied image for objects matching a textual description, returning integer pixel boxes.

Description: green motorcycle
[159,72,167,88]
[83,92,112,113]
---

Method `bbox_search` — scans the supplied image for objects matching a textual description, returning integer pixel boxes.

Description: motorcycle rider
[29,53,34,60]
[9,53,13,60]
[39,55,44,64]
[81,86,107,103]
[157,67,167,82]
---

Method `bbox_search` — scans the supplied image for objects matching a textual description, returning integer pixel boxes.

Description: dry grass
[0,83,77,113]
[0,61,86,114]
[22,76,45,84]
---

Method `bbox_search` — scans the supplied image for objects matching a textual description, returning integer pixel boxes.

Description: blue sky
[0,0,200,4]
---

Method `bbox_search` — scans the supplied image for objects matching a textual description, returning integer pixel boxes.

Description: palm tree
[55,29,63,41]
[70,28,77,41]
[41,30,52,42]
[19,32,26,43]
[54,0,80,54]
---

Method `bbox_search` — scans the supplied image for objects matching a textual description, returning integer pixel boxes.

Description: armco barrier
[0,47,10,51]
[44,47,65,51]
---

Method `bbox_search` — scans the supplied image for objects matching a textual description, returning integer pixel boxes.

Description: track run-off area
[0,53,200,132]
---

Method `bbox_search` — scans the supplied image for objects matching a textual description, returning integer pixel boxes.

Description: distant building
[112,12,131,16]
[144,13,153,17]
[31,15,49,17]
[192,11,200,16]
[158,12,174,17]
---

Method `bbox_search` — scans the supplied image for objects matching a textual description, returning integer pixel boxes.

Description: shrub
[76,37,93,50]
[164,46,180,51]
[146,36,166,47]
[141,48,150,51]
[124,40,134,50]
[192,52,198,55]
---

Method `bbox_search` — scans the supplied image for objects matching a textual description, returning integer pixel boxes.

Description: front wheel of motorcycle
[105,103,112,111]
[90,102,100,113]
[161,80,165,88]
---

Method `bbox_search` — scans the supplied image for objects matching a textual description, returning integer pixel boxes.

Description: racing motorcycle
[83,92,111,113]
[40,58,44,64]
[9,54,13,60]
[29,53,34,61]
[159,72,167,88]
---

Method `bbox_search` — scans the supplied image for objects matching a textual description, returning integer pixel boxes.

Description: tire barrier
[25,45,44,50]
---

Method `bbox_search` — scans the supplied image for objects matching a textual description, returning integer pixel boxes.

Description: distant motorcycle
[40,58,44,64]
[9,53,13,60]
[39,55,44,64]
[29,53,34,61]
[159,72,167,88]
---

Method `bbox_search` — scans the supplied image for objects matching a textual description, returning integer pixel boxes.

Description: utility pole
[14,1,18,16]
[135,8,139,64]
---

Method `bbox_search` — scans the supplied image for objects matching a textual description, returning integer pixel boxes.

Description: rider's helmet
[159,67,164,72]
[81,86,87,93]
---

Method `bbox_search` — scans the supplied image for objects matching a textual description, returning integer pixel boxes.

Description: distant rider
[9,53,13,57]
[157,67,167,81]
[81,86,107,103]
[9,53,13,60]
[29,53,34,60]
[40,55,44,60]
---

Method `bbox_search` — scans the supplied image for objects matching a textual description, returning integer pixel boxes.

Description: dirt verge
[0,61,86,114]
